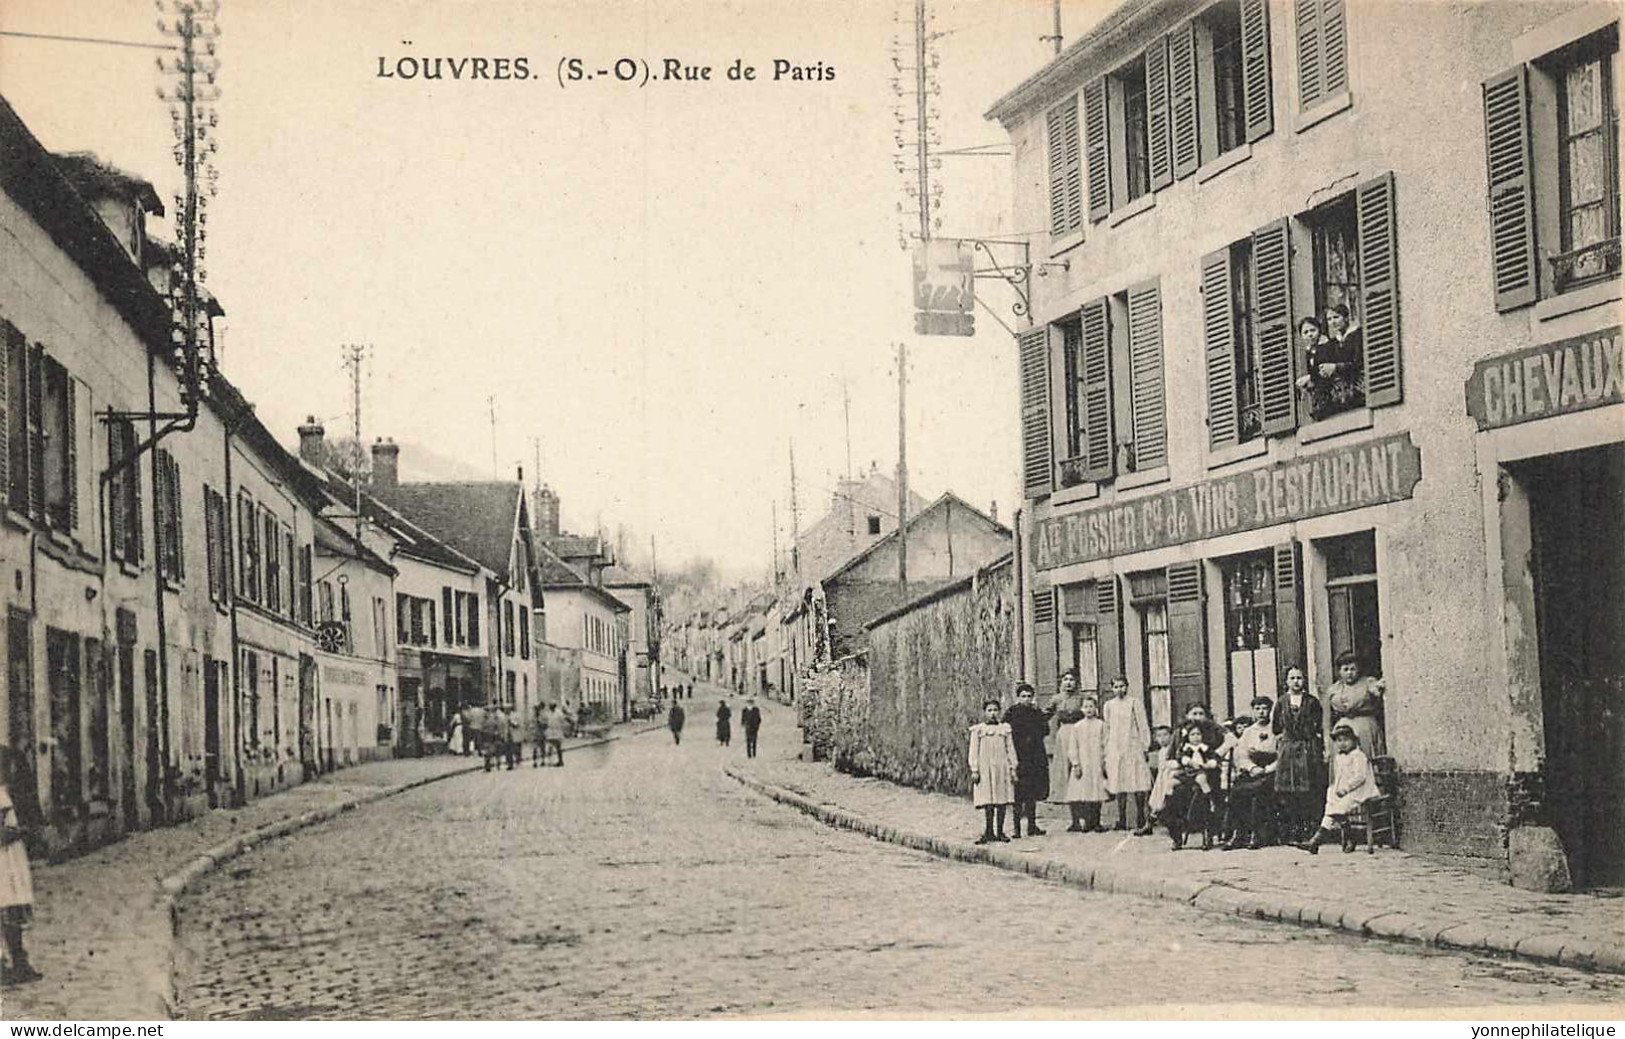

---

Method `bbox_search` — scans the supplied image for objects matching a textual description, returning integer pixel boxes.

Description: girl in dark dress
[1271,666,1325,842]
[1003,682,1054,838]
[715,701,732,745]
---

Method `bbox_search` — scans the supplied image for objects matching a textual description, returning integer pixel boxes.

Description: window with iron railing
[1554,37,1621,292]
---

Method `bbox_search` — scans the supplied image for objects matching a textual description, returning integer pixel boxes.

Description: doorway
[204,658,221,808]
[118,646,137,829]
[6,613,42,836]
[1520,444,1625,890]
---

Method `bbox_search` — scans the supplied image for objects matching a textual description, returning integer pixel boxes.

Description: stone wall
[808,557,1016,795]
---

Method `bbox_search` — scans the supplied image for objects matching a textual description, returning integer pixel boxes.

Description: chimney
[990,499,999,524]
[297,416,325,466]
[534,484,560,539]
[371,437,400,492]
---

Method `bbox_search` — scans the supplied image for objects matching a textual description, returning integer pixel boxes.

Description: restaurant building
[987,0,1620,886]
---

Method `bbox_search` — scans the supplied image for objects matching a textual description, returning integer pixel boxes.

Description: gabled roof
[382,482,525,579]
[51,152,163,214]
[302,464,481,575]
[313,514,396,577]
[822,491,1012,586]
[536,540,588,587]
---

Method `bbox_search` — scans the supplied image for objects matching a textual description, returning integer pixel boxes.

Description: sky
[1,0,1109,580]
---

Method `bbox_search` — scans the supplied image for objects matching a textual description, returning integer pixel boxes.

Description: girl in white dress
[0,775,40,984]
[1060,697,1108,832]
[968,699,1017,844]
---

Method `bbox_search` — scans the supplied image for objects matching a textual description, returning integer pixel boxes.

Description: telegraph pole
[487,395,499,479]
[788,440,801,578]
[342,343,368,544]
[1042,0,1064,55]
[771,499,781,590]
[913,0,931,242]
[842,378,855,541]
[896,341,909,587]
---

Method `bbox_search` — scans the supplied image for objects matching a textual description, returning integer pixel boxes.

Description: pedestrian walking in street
[0,759,40,986]
[447,709,465,757]
[546,703,567,766]
[669,700,686,745]
[1297,722,1377,854]
[968,698,1017,844]
[1059,696,1108,832]
[1102,676,1152,833]
[1003,682,1053,838]
[1046,670,1086,810]
[1326,651,1387,759]
[463,703,486,758]
[741,698,762,758]
[1271,666,1325,842]
[715,700,732,746]
[531,705,548,767]
[505,709,522,770]
[482,705,504,772]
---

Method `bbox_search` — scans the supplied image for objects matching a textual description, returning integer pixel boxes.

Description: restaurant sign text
[1032,432,1422,571]
[1465,326,1622,431]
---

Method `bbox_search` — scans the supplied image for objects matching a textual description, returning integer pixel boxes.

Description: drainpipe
[1014,505,1026,684]
[145,343,173,822]
[223,413,244,806]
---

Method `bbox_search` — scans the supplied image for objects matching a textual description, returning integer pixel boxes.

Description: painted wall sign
[1465,326,1622,431]
[1032,432,1422,571]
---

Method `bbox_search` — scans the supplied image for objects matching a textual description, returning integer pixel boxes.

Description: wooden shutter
[1320,0,1348,97]
[1126,279,1167,471]
[0,323,10,510]
[64,375,78,532]
[155,452,170,575]
[1018,325,1054,498]
[468,593,481,647]
[1201,247,1239,450]
[1032,587,1059,694]
[1252,219,1297,435]
[1096,577,1123,687]
[1168,22,1199,179]
[1483,66,1538,311]
[109,424,126,559]
[1272,542,1305,676]
[443,588,455,643]
[1357,171,1402,407]
[1166,562,1207,721]
[1294,0,1324,110]
[1241,0,1274,142]
[129,429,142,562]
[27,345,44,520]
[1047,96,1083,236]
[1083,77,1112,222]
[1079,297,1115,482]
[204,490,218,600]
[1145,36,1173,191]
[175,457,186,579]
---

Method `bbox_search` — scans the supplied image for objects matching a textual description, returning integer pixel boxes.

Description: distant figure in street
[1297,722,1377,854]
[715,700,732,746]
[447,709,465,757]
[463,703,486,757]
[669,700,686,745]
[1059,696,1108,832]
[741,698,762,758]
[505,708,522,770]
[546,703,567,766]
[531,705,548,768]
[0,757,41,985]
[968,698,1017,844]
[1002,682,1052,838]
[482,706,504,772]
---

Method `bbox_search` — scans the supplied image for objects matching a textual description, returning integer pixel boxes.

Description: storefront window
[1142,602,1172,728]
[1069,623,1100,696]
[1223,552,1279,715]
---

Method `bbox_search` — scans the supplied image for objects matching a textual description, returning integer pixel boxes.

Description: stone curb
[725,765,1625,978]
[141,723,665,1018]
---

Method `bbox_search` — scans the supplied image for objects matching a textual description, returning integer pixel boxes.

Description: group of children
[967,671,1381,854]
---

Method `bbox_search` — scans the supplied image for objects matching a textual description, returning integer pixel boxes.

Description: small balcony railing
[1550,236,1621,295]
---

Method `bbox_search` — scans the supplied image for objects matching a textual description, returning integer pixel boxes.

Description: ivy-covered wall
[806,556,1015,796]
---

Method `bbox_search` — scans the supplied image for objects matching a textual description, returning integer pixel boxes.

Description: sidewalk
[728,738,1625,977]
[0,721,659,1022]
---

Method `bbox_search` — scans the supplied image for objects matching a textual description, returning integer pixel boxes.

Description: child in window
[968,698,1017,845]
[0,760,41,986]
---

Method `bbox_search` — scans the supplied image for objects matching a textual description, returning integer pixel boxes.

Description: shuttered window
[1031,587,1058,696]
[1146,36,1173,191]
[1168,22,1200,179]
[1240,0,1274,142]
[299,543,313,626]
[1294,0,1348,112]
[1165,561,1207,723]
[1356,172,1402,407]
[1017,325,1053,499]
[40,355,73,533]
[443,587,456,643]
[1125,279,1167,471]
[1078,298,1115,483]
[1046,95,1084,238]
[1095,578,1123,690]
[156,450,184,581]
[520,605,531,660]
[0,322,13,510]
[1083,78,1112,221]
[26,345,44,522]
[468,593,481,648]
[1483,66,1538,311]
[1252,219,1297,435]
[1201,247,1239,450]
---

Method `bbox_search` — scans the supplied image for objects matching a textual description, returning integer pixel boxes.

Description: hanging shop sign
[1464,326,1622,431]
[912,238,975,336]
[1032,432,1422,571]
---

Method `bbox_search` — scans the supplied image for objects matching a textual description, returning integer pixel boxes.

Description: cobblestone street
[172,709,1624,1019]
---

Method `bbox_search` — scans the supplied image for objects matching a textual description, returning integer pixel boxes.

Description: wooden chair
[1339,756,1399,853]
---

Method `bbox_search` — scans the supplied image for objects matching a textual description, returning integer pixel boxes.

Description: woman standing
[1101,676,1153,832]
[1271,666,1325,842]
[715,700,732,746]
[1004,683,1053,838]
[968,699,1018,844]
[1326,651,1386,758]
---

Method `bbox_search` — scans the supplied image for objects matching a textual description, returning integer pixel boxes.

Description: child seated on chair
[1296,722,1376,854]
